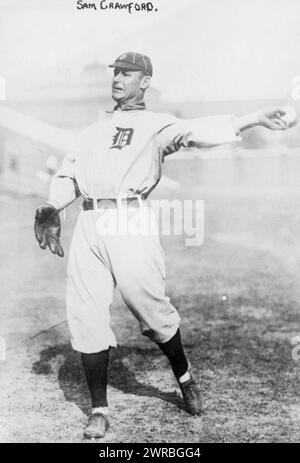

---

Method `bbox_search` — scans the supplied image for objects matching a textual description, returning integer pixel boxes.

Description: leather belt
[82,197,141,211]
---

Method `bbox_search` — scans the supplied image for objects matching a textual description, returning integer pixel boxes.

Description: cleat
[83,413,110,439]
[179,372,203,416]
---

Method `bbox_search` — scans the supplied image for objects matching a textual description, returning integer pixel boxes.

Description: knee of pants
[66,275,117,354]
[139,312,181,344]
[120,287,181,345]
[67,307,118,354]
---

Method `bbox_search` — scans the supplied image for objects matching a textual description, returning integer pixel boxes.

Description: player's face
[112,68,148,103]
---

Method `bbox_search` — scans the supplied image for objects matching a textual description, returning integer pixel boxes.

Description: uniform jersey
[48,108,240,208]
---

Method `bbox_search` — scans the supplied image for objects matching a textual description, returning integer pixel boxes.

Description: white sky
[0,0,300,101]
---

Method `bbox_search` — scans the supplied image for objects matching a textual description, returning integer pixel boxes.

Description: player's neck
[114,95,146,111]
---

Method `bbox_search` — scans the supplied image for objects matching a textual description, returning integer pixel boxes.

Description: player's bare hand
[34,204,64,257]
[257,107,293,130]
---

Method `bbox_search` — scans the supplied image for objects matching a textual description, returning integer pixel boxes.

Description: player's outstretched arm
[156,106,297,157]
[235,106,298,133]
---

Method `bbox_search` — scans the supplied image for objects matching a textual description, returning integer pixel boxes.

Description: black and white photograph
[0,0,299,446]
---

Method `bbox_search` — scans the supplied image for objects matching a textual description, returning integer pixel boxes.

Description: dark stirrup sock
[157,329,189,379]
[81,349,110,408]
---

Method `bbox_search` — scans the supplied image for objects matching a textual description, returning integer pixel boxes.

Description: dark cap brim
[108,61,152,75]
[108,61,143,71]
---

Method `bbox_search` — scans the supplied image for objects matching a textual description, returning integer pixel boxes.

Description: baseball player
[34,52,294,439]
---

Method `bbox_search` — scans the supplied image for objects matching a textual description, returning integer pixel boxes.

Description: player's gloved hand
[34,204,64,257]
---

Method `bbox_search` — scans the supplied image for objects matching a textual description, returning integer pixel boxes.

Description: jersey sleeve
[155,115,241,157]
[47,143,81,210]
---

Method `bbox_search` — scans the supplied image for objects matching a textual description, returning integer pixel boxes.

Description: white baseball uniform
[48,108,240,353]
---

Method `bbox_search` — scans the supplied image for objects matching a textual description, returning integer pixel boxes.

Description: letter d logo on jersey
[110,127,134,150]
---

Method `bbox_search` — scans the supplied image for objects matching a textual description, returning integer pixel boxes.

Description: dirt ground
[0,158,300,443]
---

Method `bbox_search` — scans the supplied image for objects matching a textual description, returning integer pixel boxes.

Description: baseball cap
[109,52,153,77]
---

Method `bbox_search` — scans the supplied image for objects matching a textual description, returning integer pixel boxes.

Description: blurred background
[0,0,300,197]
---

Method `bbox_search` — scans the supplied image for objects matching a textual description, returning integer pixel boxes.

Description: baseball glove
[34,204,64,257]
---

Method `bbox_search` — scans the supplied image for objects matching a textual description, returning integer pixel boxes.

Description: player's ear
[140,74,151,91]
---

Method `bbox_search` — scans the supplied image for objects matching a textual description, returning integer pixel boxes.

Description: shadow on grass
[32,343,184,416]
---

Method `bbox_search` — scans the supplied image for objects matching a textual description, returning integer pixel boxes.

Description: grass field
[0,155,300,443]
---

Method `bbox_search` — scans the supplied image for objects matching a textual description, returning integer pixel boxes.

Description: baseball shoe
[83,413,110,439]
[179,371,203,416]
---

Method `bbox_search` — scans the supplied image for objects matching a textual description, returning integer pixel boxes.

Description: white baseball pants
[66,203,181,353]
